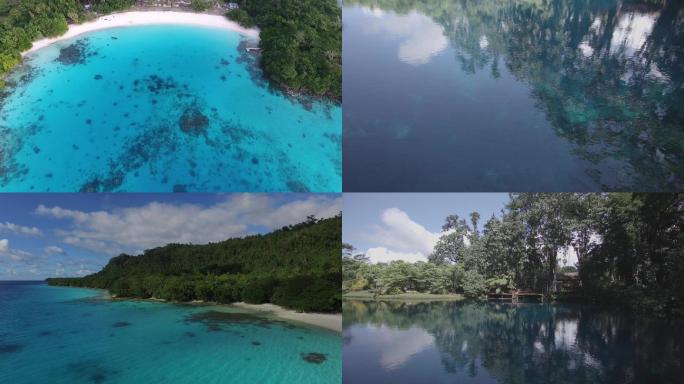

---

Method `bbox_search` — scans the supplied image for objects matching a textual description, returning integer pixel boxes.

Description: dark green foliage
[226,0,342,101]
[191,0,209,12]
[48,215,342,313]
[0,0,133,88]
[88,0,135,14]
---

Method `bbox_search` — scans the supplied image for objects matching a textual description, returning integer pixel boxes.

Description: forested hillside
[226,0,342,101]
[48,215,342,312]
[344,193,684,316]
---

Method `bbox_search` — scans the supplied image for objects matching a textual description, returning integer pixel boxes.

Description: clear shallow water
[0,25,341,192]
[0,282,341,384]
[343,0,683,191]
[343,300,684,384]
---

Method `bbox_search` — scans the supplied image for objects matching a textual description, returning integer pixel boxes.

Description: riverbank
[232,302,342,333]
[344,290,464,301]
[22,11,260,56]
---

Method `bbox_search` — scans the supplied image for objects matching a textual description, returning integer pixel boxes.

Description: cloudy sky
[0,193,341,280]
[343,193,510,263]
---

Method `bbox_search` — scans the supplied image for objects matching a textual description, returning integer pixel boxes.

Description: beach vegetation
[225,0,342,101]
[0,0,132,89]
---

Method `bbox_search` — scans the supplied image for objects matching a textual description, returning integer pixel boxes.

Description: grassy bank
[344,290,464,301]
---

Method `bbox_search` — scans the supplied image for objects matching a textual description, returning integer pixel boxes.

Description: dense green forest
[49,215,342,313]
[0,1,134,88]
[343,193,684,316]
[226,0,342,101]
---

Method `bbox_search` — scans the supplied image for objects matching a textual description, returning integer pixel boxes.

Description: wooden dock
[487,290,543,303]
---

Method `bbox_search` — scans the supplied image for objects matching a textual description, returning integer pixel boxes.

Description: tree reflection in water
[346,0,683,190]
[343,300,684,383]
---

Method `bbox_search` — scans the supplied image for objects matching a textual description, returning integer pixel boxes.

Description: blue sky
[343,193,510,263]
[0,193,341,280]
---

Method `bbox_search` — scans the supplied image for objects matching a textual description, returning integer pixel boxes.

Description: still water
[0,282,342,383]
[343,300,684,384]
[343,0,683,191]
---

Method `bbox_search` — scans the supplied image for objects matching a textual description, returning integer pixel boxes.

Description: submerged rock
[301,352,327,364]
[0,342,23,354]
[179,106,209,135]
[111,321,131,328]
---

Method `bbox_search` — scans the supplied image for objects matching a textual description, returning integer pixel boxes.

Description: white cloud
[0,239,32,261]
[44,246,65,255]
[366,247,427,263]
[37,194,341,255]
[360,7,448,65]
[370,208,440,254]
[0,222,42,236]
[362,208,442,263]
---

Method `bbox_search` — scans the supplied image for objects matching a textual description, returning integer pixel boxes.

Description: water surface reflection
[343,300,684,384]
[343,0,683,191]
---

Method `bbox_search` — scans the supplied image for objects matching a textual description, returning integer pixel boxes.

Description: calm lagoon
[0,25,341,192]
[343,0,683,191]
[343,300,684,384]
[0,282,341,384]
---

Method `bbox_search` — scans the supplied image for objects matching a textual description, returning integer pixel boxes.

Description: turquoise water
[0,282,341,383]
[0,25,341,192]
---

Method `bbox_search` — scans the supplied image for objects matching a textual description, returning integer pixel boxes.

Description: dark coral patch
[185,311,278,332]
[56,40,88,65]
[67,359,117,384]
[0,342,23,354]
[112,321,131,328]
[94,74,103,80]
[184,332,197,338]
[179,105,209,135]
[301,352,327,364]
[173,184,187,193]
[251,341,261,346]
[287,180,310,192]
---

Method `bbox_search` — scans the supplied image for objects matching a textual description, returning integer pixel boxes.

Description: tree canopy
[48,215,342,313]
[226,0,342,101]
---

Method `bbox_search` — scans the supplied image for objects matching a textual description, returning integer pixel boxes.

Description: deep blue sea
[0,282,341,384]
[343,0,683,192]
[0,25,341,192]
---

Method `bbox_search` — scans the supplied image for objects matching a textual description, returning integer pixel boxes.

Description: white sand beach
[23,11,260,56]
[232,302,342,333]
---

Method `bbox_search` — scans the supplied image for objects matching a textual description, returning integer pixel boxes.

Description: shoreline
[231,302,342,333]
[106,292,342,332]
[22,11,260,57]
